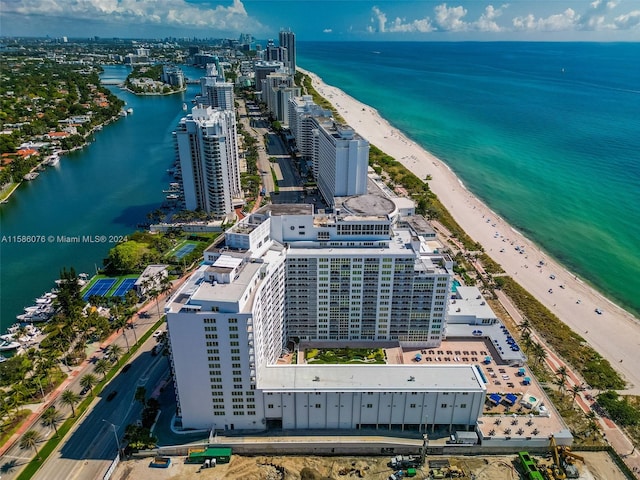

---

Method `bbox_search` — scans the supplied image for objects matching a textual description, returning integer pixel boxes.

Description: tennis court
[112,278,137,297]
[83,278,116,300]
[174,242,197,259]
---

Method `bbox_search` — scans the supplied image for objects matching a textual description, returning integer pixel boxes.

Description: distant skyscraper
[174,106,241,217]
[279,29,296,74]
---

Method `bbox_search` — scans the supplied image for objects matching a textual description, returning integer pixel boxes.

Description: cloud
[474,4,509,32]
[613,10,640,29]
[369,3,510,34]
[370,6,388,32]
[434,3,469,31]
[2,0,264,32]
[512,8,580,31]
[580,0,618,30]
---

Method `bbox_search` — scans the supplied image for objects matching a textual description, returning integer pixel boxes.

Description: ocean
[297,41,640,318]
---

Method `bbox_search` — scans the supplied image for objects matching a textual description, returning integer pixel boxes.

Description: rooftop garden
[305,347,385,365]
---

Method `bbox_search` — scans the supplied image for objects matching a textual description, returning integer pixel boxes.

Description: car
[106,390,118,401]
[153,330,163,338]
[122,363,132,373]
[595,308,603,315]
[80,385,90,396]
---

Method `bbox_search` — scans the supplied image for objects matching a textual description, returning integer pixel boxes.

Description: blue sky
[2,0,639,41]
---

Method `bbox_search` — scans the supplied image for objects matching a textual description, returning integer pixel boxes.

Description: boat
[46,153,60,166]
[183,103,188,111]
[166,194,180,200]
[23,172,39,181]
[0,340,21,352]
[127,108,134,114]
[0,356,7,363]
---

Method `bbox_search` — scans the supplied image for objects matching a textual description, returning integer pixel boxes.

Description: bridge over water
[102,79,123,85]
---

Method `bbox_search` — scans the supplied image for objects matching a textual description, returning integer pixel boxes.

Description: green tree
[19,429,43,460]
[108,344,124,365]
[94,358,110,379]
[79,373,98,396]
[135,386,147,406]
[61,389,81,417]
[555,366,569,393]
[530,342,547,366]
[106,240,146,273]
[570,384,584,402]
[41,406,64,437]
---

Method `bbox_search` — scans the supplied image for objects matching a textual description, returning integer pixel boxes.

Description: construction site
[114,441,628,480]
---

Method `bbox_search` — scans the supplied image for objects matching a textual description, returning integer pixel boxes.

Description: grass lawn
[305,347,385,364]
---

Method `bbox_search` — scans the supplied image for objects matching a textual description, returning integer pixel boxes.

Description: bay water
[0,66,203,331]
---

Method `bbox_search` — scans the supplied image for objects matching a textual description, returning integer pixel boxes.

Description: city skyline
[2,0,639,41]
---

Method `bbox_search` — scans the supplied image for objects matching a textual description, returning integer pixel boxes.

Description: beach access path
[299,68,640,394]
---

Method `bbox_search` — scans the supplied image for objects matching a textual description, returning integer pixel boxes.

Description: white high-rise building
[288,96,333,161]
[165,197,486,432]
[312,119,369,205]
[174,106,241,217]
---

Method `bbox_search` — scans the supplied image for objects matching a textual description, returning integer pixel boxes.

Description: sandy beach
[300,68,640,394]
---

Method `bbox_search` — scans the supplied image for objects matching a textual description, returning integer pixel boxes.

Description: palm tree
[570,384,585,402]
[530,342,547,366]
[60,390,81,417]
[108,344,124,365]
[94,358,110,379]
[518,316,533,335]
[79,373,98,396]
[19,429,43,460]
[149,288,161,317]
[556,366,570,393]
[41,406,63,437]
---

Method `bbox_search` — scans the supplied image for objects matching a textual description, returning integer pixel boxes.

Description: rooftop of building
[257,204,314,216]
[447,286,498,321]
[258,363,483,393]
[337,194,396,217]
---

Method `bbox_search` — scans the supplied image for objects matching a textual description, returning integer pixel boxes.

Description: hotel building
[174,106,241,217]
[288,95,333,161]
[313,119,369,205]
[166,196,486,432]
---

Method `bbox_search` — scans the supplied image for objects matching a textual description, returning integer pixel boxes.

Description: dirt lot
[113,451,628,480]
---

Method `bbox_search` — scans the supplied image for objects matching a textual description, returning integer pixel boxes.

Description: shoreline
[299,67,640,394]
[0,116,120,205]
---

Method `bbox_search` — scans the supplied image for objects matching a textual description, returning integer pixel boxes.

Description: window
[366,404,373,408]
[441,403,447,408]
[410,404,416,408]
[268,404,274,409]
[460,404,467,408]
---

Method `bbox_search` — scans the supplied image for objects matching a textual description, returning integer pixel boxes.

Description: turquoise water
[0,66,203,331]
[298,42,640,318]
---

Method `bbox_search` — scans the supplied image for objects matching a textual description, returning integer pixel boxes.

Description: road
[238,99,312,208]
[32,335,170,480]
[0,296,168,479]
